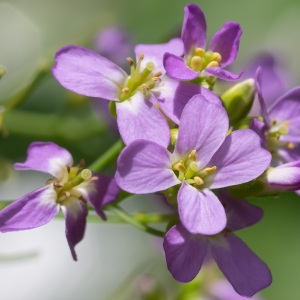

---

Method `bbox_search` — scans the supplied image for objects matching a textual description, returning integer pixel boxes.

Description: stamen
[191,56,202,72]
[194,48,205,57]
[206,61,219,68]
[88,176,99,184]
[212,52,222,62]
[193,176,204,186]
[151,76,161,82]
[141,83,150,91]
[64,191,71,197]
[126,57,135,66]
[153,71,162,77]
[286,142,295,149]
[188,150,197,161]
[121,87,130,94]
[172,160,186,173]
[77,159,85,169]
[203,166,217,175]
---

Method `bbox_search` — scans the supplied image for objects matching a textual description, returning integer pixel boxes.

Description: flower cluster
[1,2,300,298]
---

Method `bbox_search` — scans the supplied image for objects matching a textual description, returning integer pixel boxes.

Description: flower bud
[221,79,255,127]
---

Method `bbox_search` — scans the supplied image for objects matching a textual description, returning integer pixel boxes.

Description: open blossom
[0,142,119,260]
[163,190,272,297]
[163,3,242,82]
[250,67,300,166]
[115,95,271,235]
[52,39,218,145]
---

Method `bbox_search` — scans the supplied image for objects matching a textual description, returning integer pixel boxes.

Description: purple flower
[163,4,242,82]
[0,142,119,260]
[52,40,217,145]
[163,190,272,297]
[115,95,271,235]
[250,67,300,166]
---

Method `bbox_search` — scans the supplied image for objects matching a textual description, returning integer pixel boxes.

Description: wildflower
[163,190,272,297]
[52,39,213,146]
[0,142,119,260]
[163,3,242,83]
[115,95,271,235]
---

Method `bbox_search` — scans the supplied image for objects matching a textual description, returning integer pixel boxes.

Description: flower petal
[115,140,180,194]
[152,77,221,124]
[209,22,242,67]
[82,175,120,220]
[182,3,206,54]
[268,87,300,143]
[61,198,88,261]
[116,92,170,147]
[163,223,208,282]
[163,52,199,80]
[208,129,271,189]
[249,118,267,149]
[174,95,228,168]
[178,183,226,235]
[52,45,127,100]
[211,233,272,297]
[0,186,59,232]
[14,141,73,180]
[205,67,243,81]
[218,189,263,231]
[135,38,184,73]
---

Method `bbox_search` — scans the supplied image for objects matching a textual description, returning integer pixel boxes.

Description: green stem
[105,205,166,237]
[88,139,124,172]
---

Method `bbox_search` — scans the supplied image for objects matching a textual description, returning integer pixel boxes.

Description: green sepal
[221,79,255,127]
[109,100,117,118]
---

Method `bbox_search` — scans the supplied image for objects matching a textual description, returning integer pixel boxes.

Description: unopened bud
[221,79,255,127]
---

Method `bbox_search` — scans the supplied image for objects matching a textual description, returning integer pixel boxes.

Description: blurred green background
[1,0,300,299]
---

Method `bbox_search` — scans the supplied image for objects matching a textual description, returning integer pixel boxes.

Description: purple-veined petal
[116,92,170,147]
[268,87,300,143]
[264,161,300,190]
[61,197,88,261]
[208,129,271,189]
[211,233,272,297]
[255,67,270,126]
[163,223,208,282]
[115,140,180,194]
[163,53,199,80]
[178,183,226,235]
[152,77,221,124]
[14,141,73,180]
[209,22,242,67]
[0,186,59,232]
[218,189,263,231]
[135,38,184,74]
[52,45,127,100]
[205,67,243,81]
[249,118,268,149]
[173,95,228,168]
[182,3,206,54]
[81,175,120,220]
[275,146,300,166]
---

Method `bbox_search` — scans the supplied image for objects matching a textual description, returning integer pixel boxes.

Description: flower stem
[88,139,124,172]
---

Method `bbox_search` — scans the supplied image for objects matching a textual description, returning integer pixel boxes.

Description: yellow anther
[194,176,204,186]
[203,166,217,175]
[286,142,295,149]
[141,84,150,91]
[64,191,71,197]
[271,119,277,126]
[282,120,290,127]
[126,57,135,66]
[138,53,144,61]
[188,149,197,161]
[206,61,219,68]
[122,87,130,93]
[191,56,202,72]
[173,160,186,173]
[212,52,222,62]
[194,48,205,57]
[153,71,162,77]
[151,76,161,82]
[88,176,99,184]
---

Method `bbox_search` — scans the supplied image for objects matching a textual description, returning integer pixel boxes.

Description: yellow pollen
[206,61,219,68]
[151,76,161,82]
[194,176,204,186]
[191,56,202,71]
[203,166,217,175]
[188,149,197,161]
[122,87,130,93]
[126,57,134,66]
[194,48,205,57]
[173,160,186,173]
[212,52,222,62]
[286,142,295,149]
[141,83,150,91]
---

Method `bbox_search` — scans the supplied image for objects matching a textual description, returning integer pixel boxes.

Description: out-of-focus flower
[115,95,271,235]
[0,142,119,260]
[163,3,242,82]
[163,190,272,297]
[94,26,134,67]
